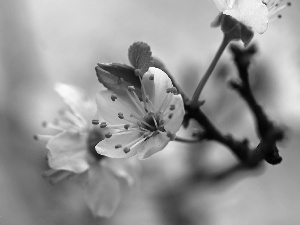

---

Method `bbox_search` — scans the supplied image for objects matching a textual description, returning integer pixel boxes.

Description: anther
[123,147,130,154]
[124,124,130,130]
[92,120,99,125]
[115,144,122,149]
[278,14,282,18]
[105,132,112,138]
[128,86,135,92]
[149,74,154,80]
[111,94,117,101]
[134,69,142,77]
[100,122,107,128]
[166,88,172,93]
[287,2,291,6]
[168,113,173,119]
[33,135,38,140]
[169,104,175,111]
[118,112,124,119]
[171,87,178,94]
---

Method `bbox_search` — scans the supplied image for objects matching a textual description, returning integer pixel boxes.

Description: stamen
[268,1,291,18]
[166,87,177,94]
[122,116,140,125]
[63,110,85,127]
[105,132,112,138]
[106,123,130,129]
[118,112,124,119]
[128,86,135,92]
[138,75,148,109]
[139,126,150,132]
[268,4,289,17]
[100,122,107,128]
[114,127,141,135]
[53,119,77,131]
[127,87,147,115]
[123,147,130,154]
[130,113,156,130]
[114,95,144,117]
[129,134,150,149]
[171,87,178,94]
[151,114,158,128]
[42,122,64,131]
[124,124,130,130]
[92,120,99,125]
[149,74,154,80]
[169,104,175,111]
[33,134,52,142]
[122,132,153,154]
[166,88,172,93]
[145,95,155,113]
[134,69,142,77]
[121,134,146,150]
[111,94,117,101]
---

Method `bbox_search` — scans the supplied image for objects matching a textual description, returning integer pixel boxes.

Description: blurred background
[1,0,300,224]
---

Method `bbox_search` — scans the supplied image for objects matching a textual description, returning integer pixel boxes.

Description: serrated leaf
[95,63,142,98]
[128,42,153,76]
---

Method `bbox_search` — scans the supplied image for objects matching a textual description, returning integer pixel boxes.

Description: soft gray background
[0,0,300,224]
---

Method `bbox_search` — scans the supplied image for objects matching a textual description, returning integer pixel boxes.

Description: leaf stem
[190,35,231,107]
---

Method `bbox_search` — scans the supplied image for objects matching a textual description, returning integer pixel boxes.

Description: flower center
[98,71,178,154]
[141,113,165,132]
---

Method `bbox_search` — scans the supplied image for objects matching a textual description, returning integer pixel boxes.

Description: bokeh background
[1,0,300,224]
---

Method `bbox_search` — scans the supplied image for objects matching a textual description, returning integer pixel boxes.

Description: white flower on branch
[35,83,139,218]
[210,0,291,34]
[95,67,185,159]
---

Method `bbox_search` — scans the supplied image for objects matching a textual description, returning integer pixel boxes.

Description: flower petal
[96,90,140,125]
[101,158,140,187]
[223,0,269,34]
[96,130,143,158]
[84,164,121,218]
[142,67,173,112]
[137,132,170,159]
[210,0,231,11]
[164,94,185,134]
[54,83,96,124]
[46,131,89,173]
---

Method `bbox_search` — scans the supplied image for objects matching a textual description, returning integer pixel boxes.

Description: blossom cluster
[35,0,292,219]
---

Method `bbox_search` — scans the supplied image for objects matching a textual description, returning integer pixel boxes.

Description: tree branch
[184,44,284,167]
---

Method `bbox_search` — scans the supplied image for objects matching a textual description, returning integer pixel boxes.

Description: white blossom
[95,67,185,159]
[36,83,138,218]
[210,0,291,34]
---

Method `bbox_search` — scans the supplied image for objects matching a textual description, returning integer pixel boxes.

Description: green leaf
[128,42,153,76]
[95,63,142,98]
